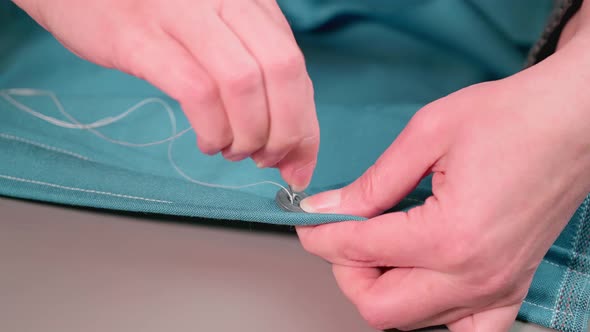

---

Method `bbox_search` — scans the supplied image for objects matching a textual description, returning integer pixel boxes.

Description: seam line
[0,133,90,161]
[522,301,573,316]
[0,174,172,204]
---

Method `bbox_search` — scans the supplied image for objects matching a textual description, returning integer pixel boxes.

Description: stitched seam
[570,199,590,330]
[550,198,588,327]
[551,197,590,329]
[0,133,90,161]
[567,199,590,330]
[0,174,172,204]
[572,278,590,329]
[543,259,590,278]
[523,300,574,316]
[576,207,590,329]
[579,278,590,329]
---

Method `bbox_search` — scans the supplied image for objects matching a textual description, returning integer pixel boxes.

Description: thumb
[447,303,521,332]
[301,108,449,217]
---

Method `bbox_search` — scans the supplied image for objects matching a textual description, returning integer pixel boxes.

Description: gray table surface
[0,197,555,332]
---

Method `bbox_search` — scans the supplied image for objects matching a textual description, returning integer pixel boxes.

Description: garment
[525,0,584,67]
[0,1,588,330]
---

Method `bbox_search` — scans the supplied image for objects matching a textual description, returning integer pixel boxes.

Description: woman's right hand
[14,0,319,190]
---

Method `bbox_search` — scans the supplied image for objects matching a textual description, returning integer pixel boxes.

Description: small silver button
[275,188,308,212]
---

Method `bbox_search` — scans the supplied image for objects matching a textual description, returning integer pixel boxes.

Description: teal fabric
[1,1,589,330]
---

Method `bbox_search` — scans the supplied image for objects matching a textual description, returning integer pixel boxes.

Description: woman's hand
[296,26,590,331]
[13,0,319,191]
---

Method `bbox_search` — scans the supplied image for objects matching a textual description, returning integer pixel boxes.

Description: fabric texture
[1,1,589,330]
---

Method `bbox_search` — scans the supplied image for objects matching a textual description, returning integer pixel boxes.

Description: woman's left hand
[296,26,590,331]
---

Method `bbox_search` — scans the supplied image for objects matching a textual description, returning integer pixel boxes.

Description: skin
[12,0,319,192]
[10,0,590,330]
[297,3,590,332]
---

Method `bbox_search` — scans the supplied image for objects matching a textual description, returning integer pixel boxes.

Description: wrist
[515,29,590,187]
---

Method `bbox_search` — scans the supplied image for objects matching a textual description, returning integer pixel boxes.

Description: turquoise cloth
[1,1,588,330]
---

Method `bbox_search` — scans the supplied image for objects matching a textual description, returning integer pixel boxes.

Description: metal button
[275,188,308,213]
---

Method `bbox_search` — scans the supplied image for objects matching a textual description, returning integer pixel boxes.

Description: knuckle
[200,134,232,155]
[177,76,220,105]
[267,50,306,79]
[351,165,386,212]
[197,142,218,156]
[229,132,268,156]
[193,77,220,103]
[408,104,444,137]
[267,134,305,155]
[298,234,317,255]
[222,65,263,94]
[217,131,234,147]
[282,133,305,148]
[112,29,149,75]
[357,299,390,330]
[271,124,317,148]
[194,120,233,156]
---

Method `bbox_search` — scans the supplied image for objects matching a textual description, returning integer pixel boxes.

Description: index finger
[332,265,461,330]
[221,2,318,189]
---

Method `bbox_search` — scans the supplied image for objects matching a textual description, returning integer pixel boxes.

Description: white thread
[0,88,293,200]
[0,132,90,161]
[1,89,191,145]
[542,259,590,278]
[550,198,589,327]
[0,174,172,203]
[573,278,590,328]
[543,260,563,269]
[522,301,573,316]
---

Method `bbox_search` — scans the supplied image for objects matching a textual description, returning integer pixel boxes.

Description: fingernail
[289,162,316,193]
[299,190,341,214]
[299,198,315,213]
[290,184,306,193]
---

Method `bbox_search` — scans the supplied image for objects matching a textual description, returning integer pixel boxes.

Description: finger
[297,204,436,268]
[253,0,294,35]
[447,304,520,332]
[335,263,521,331]
[399,303,513,331]
[332,265,460,330]
[220,2,318,189]
[274,133,319,191]
[163,12,270,161]
[300,106,449,217]
[331,264,381,303]
[115,28,231,155]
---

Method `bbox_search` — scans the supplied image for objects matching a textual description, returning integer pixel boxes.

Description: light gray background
[0,197,555,332]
